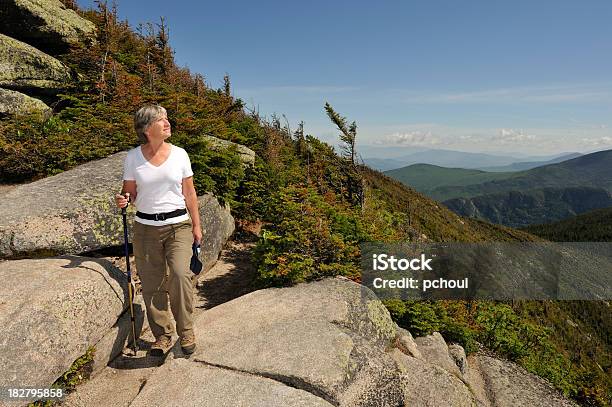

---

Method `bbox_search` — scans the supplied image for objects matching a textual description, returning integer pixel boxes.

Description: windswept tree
[324,102,357,165]
[223,73,231,96]
[324,102,364,208]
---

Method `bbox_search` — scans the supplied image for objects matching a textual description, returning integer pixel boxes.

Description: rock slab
[57,277,579,407]
[0,150,234,267]
[0,256,126,388]
[202,134,255,167]
[0,0,96,54]
[0,33,72,92]
[466,355,579,407]
[0,87,50,115]
[130,359,334,407]
[414,331,462,377]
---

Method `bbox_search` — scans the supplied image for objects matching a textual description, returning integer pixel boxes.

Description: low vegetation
[1,2,608,405]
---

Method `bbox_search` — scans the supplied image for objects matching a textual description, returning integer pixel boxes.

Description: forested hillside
[0,2,609,405]
[524,207,612,242]
[443,187,612,228]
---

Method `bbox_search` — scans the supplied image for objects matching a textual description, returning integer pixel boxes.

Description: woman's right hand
[115,193,130,208]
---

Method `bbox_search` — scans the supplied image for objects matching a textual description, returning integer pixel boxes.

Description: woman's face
[145,114,171,141]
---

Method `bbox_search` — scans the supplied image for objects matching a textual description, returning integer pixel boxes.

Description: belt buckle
[155,213,166,221]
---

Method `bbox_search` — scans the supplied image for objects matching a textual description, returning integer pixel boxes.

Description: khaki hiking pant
[133,218,195,341]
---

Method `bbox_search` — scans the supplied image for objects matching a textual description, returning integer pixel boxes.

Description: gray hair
[134,105,167,143]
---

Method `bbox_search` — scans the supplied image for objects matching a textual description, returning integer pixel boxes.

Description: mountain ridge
[425,149,612,201]
[443,186,612,228]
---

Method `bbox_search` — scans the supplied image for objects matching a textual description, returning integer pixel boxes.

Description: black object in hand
[190,243,203,275]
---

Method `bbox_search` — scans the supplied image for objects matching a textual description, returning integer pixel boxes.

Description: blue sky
[77,0,612,156]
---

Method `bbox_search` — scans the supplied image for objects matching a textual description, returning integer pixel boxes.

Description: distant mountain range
[362,147,580,172]
[431,150,612,200]
[388,150,612,201]
[476,152,582,172]
[384,149,612,227]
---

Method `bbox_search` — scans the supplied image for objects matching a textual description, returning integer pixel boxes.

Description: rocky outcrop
[129,277,478,406]
[0,33,72,93]
[449,343,468,375]
[7,272,579,406]
[197,193,235,271]
[202,134,256,167]
[390,349,476,406]
[0,150,130,258]
[465,355,578,407]
[0,0,96,54]
[0,87,51,115]
[187,277,397,405]
[0,150,234,265]
[0,256,129,388]
[414,331,463,377]
[396,326,422,359]
[130,277,576,406]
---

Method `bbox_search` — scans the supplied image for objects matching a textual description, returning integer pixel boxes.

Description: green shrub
[252,185,366,286]
[171,133,245,206]
[233,159,274,221]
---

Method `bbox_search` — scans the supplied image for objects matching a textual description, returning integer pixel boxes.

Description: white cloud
[457,134,488,143]
[492,128,538,143]
[375,131,442,146]
[578,136,612,147]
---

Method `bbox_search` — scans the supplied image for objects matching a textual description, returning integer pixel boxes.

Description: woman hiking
[115,104,201,356]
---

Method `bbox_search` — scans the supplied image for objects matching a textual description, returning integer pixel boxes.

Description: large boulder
[202,134,256,167]
[0,33,72,93]
[56,277,578,407]
[414,331,462,377]
[198,193,235,272]
[0,87,51,115]
[130,277,478,406]
[190,278,398,403]
[465,355,578,407]
[390,349,476,406]
[0,150,234,268]
[0,0,96,54]
[0,256,128,388]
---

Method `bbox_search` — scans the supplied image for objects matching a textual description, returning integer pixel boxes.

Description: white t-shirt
[123,144,194,226]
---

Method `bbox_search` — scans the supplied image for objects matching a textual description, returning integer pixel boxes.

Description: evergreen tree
[324,102,363,208]
[324,102,357,165]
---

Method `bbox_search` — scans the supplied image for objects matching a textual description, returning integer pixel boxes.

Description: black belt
[136,208,187,221]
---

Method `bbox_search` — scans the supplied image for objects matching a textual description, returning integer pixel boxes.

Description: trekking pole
[121,193,139,355]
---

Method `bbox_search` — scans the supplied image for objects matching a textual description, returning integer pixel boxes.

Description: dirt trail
[61,239,258,407]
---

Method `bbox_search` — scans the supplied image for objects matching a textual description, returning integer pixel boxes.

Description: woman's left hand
[192,226,202,245]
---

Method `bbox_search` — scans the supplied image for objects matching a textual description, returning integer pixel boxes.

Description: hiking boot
[150,335,173,357]
[180,334,197,355]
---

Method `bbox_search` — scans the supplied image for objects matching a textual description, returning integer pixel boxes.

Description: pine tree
[324,102,357,165]
[223,73,231,96]
[323,102,363,208]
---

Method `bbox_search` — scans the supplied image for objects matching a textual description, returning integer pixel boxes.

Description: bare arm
[115,180,137,208]
[182,176,202,243]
